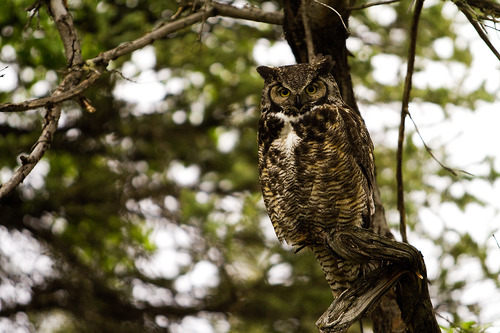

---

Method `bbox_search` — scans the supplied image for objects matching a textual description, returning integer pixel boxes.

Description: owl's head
[257,56,342,117]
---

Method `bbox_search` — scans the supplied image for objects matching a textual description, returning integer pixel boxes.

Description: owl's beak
[295,94,303,108]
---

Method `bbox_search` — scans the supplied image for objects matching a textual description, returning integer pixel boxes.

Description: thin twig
[312,0,349,34]
[301,0,316,62]
[24,0,44,30]
[406,112,472,177]
[0,66,7,78]
[396,0,424,244]
[455,0,500,62]
[493,234,500,250]
[348,0,401,11]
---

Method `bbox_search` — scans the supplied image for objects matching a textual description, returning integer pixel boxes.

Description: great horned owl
[257,56,375,296]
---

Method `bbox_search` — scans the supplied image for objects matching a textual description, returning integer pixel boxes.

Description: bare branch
[312,0,349,34]
[0,69,102,113]
[211,1,283,25]
[0,0,84,199]
[48,0,82,66]
[93,9,215,64]
[493,234,500,250]
[0,107,59,197]
[406,112,471,177]
[397,0,424,244]
[348,0,401,11]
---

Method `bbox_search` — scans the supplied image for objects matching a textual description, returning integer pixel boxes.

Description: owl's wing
[340,104,376,226]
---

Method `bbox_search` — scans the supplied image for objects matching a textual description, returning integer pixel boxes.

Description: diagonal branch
[317,264,410,333]
[396,0,424,244]
[455,0,500,62]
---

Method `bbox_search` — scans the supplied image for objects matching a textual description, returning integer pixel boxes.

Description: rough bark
[283,0,358,113]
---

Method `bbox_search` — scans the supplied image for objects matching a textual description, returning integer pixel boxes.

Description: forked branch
[0,1,283,199]
[0,0,84,199]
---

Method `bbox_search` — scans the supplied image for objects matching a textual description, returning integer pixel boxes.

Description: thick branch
[48,0,82,66]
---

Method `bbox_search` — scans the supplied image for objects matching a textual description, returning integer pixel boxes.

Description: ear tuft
[314,55,335,75]
[256,66,277,80]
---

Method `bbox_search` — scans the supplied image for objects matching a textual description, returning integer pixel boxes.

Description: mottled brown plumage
[257,56,375,296]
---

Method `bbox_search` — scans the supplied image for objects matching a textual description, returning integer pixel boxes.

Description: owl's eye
[305,84,317,94]
[279,88,291,97]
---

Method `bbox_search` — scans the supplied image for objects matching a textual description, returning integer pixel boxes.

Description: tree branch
[319,226,440,333]
[0,1,283,199]
[455,0,500,62]
[347,0,401,11]
[457,0,500,18]
[0,3,283,114]
[47,0,82,66]
[0,0,85,200]
[397,0,424,244]
[0,69,102,113]
[210,1,283,25]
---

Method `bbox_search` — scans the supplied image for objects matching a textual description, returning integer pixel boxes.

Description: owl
[257,56,375,296]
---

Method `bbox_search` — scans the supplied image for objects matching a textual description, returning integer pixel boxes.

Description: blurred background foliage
[0,0,499,332]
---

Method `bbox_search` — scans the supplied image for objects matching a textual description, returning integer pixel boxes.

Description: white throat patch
[274,113,301,154]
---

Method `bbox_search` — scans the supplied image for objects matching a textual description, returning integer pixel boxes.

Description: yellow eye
[279,88,290,97]
[305,84,317,94]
